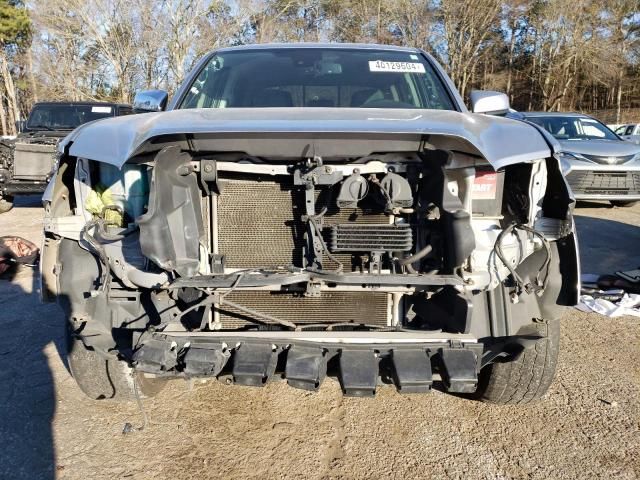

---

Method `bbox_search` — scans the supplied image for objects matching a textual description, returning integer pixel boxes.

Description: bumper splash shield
[133,332,482,396]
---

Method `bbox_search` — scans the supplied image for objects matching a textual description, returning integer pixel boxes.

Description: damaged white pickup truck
[42,44,579,404]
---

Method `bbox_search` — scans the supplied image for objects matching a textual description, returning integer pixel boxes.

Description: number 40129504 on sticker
[368,60,426,73]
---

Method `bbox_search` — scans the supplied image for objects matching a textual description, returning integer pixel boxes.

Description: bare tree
[389,0,436,49]
[501,0,528,99]
[435,0,502,98]
[163,0,211,89]
[18,0,640,118]
[0,53,20,130]
[605,0,640,122]
[324,0,397,43]
[138,1,169,90]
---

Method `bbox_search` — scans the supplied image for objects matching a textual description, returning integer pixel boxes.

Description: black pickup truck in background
[0,101,133,213]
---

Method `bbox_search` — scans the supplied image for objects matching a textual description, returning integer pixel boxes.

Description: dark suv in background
[0,101,133,213]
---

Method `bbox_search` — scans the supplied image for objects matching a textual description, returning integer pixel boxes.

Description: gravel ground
[0,196,638,480]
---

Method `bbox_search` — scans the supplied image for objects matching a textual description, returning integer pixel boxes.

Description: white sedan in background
[615,123,640,144]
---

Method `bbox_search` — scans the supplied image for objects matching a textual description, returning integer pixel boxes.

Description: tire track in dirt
[319,395,347,478]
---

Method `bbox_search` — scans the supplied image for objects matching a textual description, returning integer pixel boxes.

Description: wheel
[66,324,166,401]
[0,194,13,213]
[610,200,638,208]
[475,317,560,404]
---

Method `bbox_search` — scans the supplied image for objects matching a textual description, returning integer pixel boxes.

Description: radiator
[218,291,389,329]
[216,176,387,269]
[12,142,56,180]
[215,175,391,329]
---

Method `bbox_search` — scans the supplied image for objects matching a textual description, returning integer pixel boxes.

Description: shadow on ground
[0,266,63,479]
[574,214,640,275]
[575,200,614,209]
[9,194,43,209]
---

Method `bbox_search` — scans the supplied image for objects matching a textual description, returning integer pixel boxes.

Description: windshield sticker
[91,106,112,113]
[369,60,426,73]
[410,54,419,60]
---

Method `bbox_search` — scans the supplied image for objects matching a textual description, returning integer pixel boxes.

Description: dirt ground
[0,196,638,480]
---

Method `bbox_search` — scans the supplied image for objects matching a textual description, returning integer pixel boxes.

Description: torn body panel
[44,142,577,333]
[46,145,574,396]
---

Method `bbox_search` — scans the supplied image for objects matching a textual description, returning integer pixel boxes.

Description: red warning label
[472,171,497,200]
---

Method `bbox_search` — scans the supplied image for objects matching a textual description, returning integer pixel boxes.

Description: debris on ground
[615,268,640,285]
[578,272,640,317]
[578,293,640,317]
[0,236,39,276]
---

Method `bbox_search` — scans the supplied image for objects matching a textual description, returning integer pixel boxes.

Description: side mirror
[133,90,169,113]
[470,90,510,115]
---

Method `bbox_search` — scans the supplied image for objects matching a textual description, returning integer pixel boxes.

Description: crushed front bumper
[132,331,483,396]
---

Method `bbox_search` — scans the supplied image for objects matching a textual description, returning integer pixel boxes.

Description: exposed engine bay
[39,45,580,400]
[42,132,578,397]
[44,142,575,337]
[141,149,476,332]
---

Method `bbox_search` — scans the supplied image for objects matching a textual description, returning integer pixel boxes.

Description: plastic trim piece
[137,146,204,277]
[133,333,483,396]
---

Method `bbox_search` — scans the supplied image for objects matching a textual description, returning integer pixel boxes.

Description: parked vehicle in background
[614,123,640,145]
[43,44,578,405]
[522,112,640,207]
[0,102,133,213]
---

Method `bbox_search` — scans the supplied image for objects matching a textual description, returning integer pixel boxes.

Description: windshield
[527,115,619,141]
[179,48,455,110]
[26,104,115,131]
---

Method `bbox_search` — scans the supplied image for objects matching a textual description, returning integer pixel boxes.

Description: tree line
[0,0,638,136]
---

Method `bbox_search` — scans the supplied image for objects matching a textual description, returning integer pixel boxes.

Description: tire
[0,194,13,214]
[67,325,166,401]
[610,200,638,208]
[475,317,560,405]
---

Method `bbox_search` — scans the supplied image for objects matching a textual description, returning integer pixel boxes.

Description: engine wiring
[493,223,552,299]
[80,219,111,293]
[79,204,140,294]
[307,211,344,273]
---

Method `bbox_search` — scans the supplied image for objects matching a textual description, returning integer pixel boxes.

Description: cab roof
[522,112,591,118]
[31,101,131,108]
[214,43,422,54]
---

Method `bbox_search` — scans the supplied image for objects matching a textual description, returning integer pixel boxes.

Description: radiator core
[217,176,387,269]
[215,175,392,329]
[218,291,389,329]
